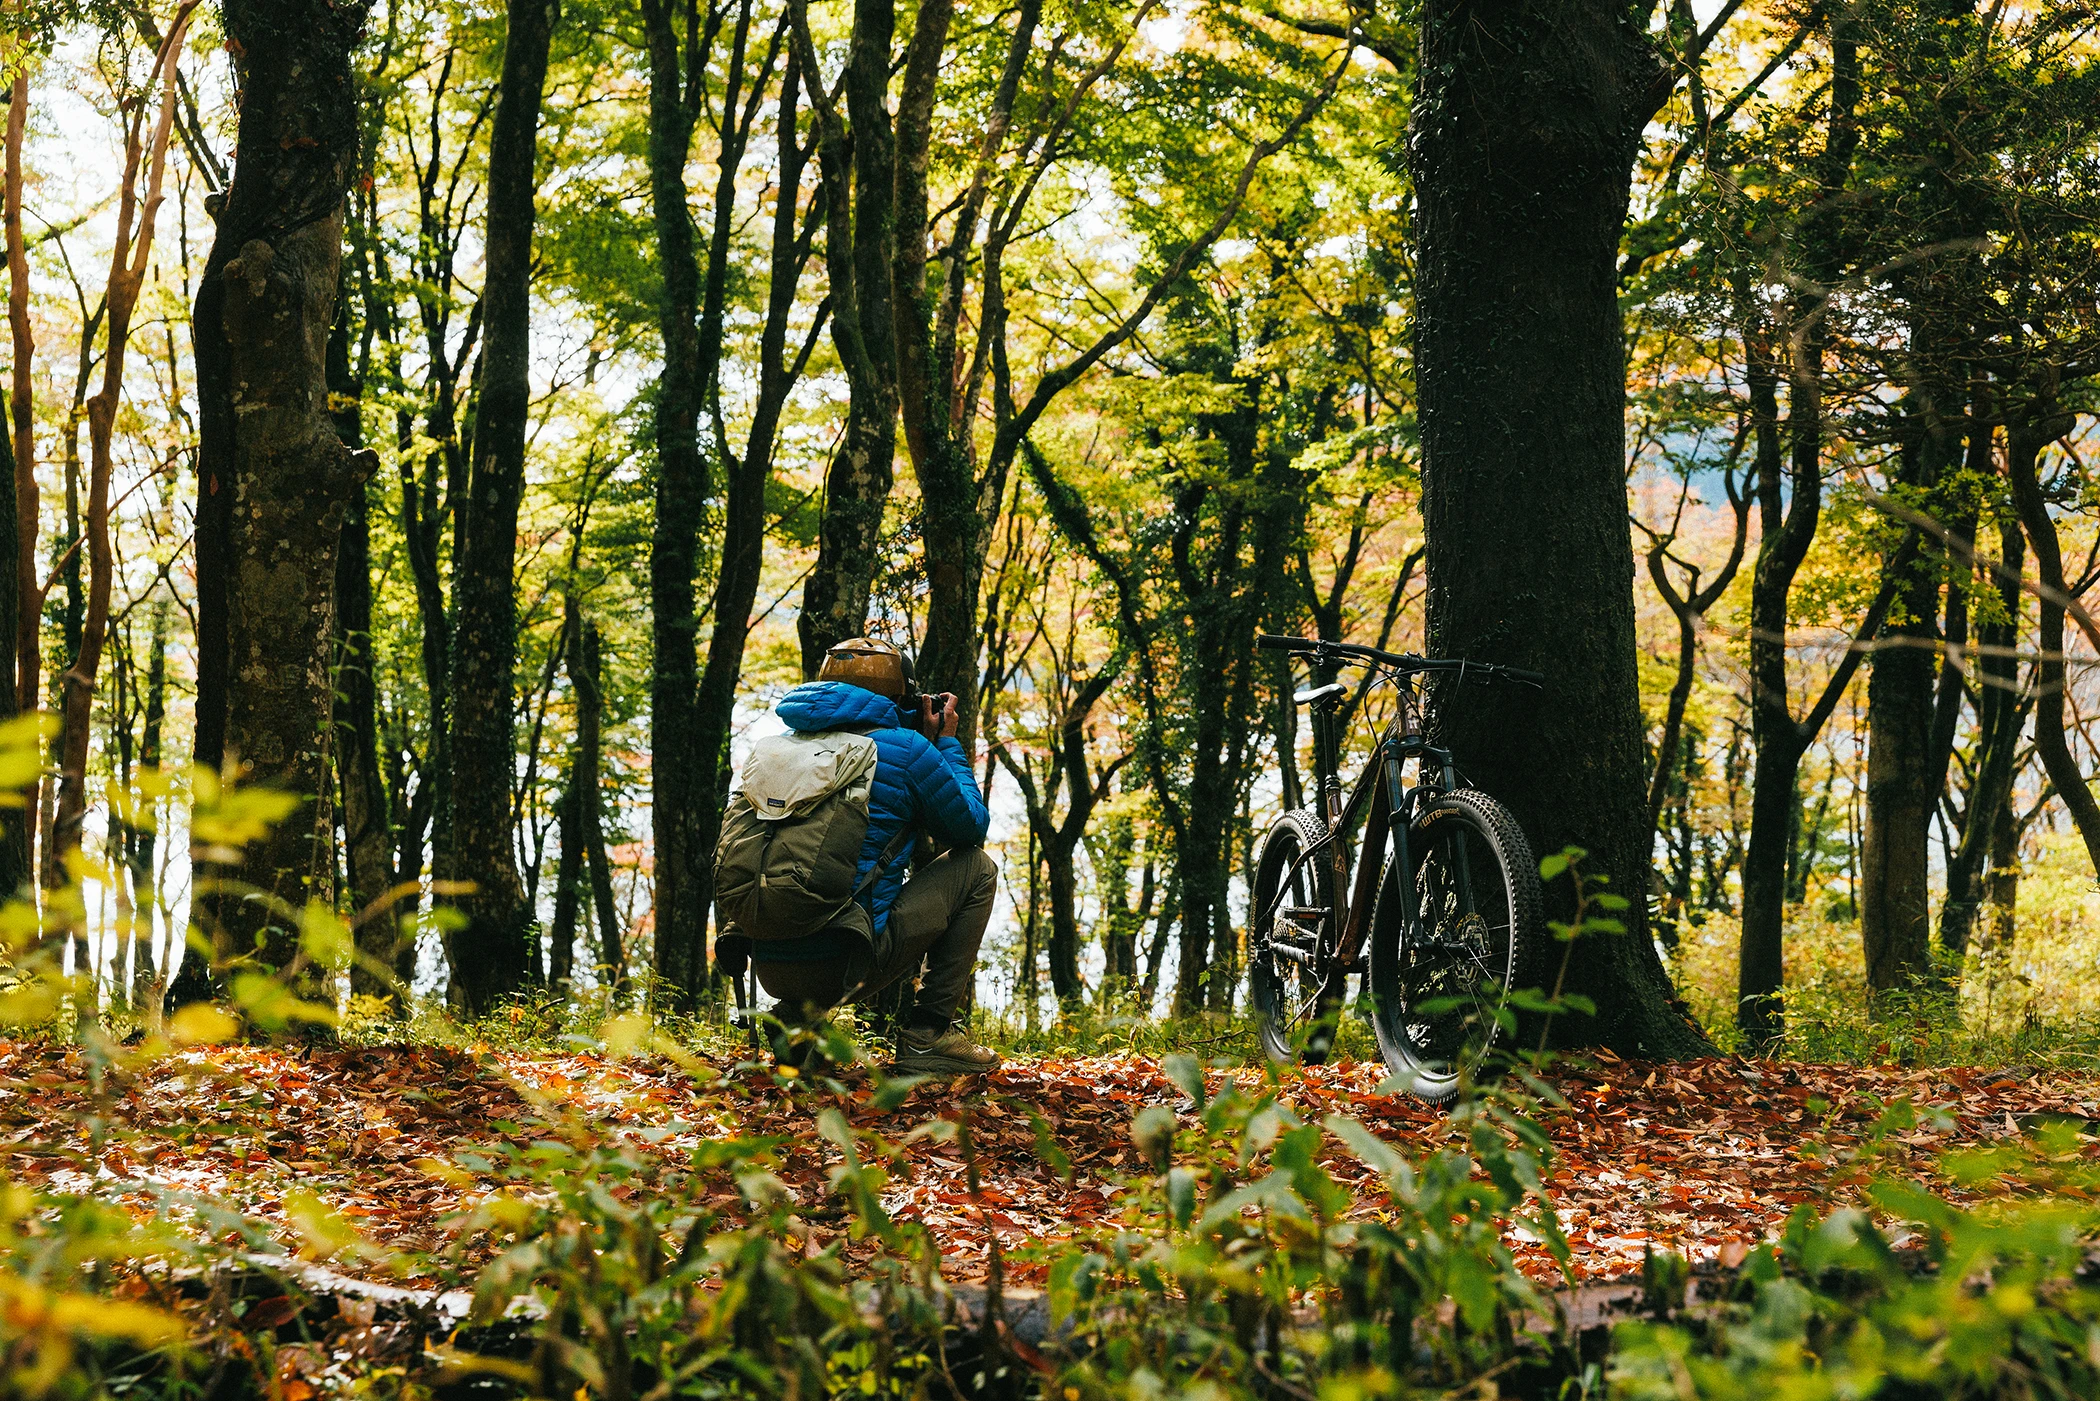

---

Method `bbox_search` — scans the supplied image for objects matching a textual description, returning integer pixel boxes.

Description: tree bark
[441,0,559,1016]
[1859,427,1949,995]
[2007,396,2100,875]
[131,599,166,1008]
[328,290,398,1003]
[794,0,901,676]
[553,593,617,990]
[184,0,375,1013]
[7,62,38,744]
[1411,0,1703,1055]
[1941,514,2025,960]
[640,0,707,1006]
[685,38,812,999]
[0,386,24,899]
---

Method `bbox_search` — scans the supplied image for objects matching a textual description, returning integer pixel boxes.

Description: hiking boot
[893,1025,1000,1076]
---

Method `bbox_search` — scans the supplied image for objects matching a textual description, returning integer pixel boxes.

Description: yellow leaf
[599,1013,651,1058]
[414,1156,473,1188]
[0,982,59,1026]
[299,901,353,969]
[285,1189,366,1261]
[48,1295,182,1345]
[167,1003,239,1046]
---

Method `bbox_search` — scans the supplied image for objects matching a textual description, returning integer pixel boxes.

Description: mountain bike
[1247,634,1547,1102]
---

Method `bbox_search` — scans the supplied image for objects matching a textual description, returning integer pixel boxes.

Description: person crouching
[713,638,1000,1075]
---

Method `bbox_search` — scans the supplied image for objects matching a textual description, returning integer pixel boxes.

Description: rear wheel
[1249,810,1343,1064]
[1367,790,1541,1102]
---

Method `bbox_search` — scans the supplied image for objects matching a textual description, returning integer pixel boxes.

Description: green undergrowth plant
[1043,1051,1586,1398]
[6,762,2100,1400]
[1610,1181,2100,1399]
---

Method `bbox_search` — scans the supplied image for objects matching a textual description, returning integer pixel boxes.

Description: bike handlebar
[1254,633,1546,689]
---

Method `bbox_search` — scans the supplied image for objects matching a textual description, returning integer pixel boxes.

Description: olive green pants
[754,847,998,1031]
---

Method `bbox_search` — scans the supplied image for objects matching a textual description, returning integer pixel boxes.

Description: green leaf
[1132,1104,1178,1168]
[1324,1114,1405,1179]
[1162,1052,1206,1109]
[871,1074,930,1111]
[1031,1110,1074,1182]
[1167,1167,1197,1230]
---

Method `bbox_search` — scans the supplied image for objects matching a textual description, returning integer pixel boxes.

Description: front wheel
[1249,809,1343,1064]
[1366,789,1542,1103]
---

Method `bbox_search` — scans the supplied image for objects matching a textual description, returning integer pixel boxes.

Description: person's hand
[921,692,959,739]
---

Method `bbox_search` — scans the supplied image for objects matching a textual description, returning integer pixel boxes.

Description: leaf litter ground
[8,1040,2097,1287]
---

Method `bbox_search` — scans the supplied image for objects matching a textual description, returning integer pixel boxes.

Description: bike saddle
[1292,682,1348,708]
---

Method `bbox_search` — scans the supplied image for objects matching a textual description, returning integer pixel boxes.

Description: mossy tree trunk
[186,0,376,1014]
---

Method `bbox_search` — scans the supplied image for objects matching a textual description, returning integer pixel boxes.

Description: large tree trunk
[185,0,375,1014]
[1858,428,1947,995]
[441,0,558,1017]
[1411,0,1703,1056]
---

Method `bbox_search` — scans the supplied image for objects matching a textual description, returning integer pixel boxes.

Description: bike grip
[1505,667,1547,687]
[1255,634,1307,652]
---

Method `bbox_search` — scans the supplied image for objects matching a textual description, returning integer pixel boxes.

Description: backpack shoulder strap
[853,824,916,898]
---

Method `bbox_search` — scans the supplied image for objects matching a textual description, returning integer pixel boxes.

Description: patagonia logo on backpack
[714,729,886,941]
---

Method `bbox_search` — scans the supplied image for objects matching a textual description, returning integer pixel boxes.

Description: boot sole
[891,1052,1000,1077]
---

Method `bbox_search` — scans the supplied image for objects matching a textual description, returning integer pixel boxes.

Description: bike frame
[1260,666,1462,979]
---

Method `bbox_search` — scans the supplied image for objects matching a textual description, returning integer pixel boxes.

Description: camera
[900,687,957,733]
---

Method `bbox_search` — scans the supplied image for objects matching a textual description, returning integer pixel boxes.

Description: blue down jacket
[773,681,990,937]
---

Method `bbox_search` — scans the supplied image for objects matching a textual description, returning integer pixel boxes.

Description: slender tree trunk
[1942,515,2025,960]
[795,0,900,675]
[442,0,558,1016]
[7,62,39,748]
[1859,428,1947,994]
[186,0,375,1014]
[586,810,623,992]
[1141,875,1177,1010]
[1982,788,2019,951]
[1042,843,1080,1003]
[130,599,165,1007]
[58,8,194,925]
[0,386,24,899]
[328,263,398,1003]
[687,52,811,994]
[1412,0,1703,1055]
[2008,397,2100,874]
[549,772,582,989]
[640,0,707,1007]
[565,605,620,991]
[1737,14,1862,1045]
